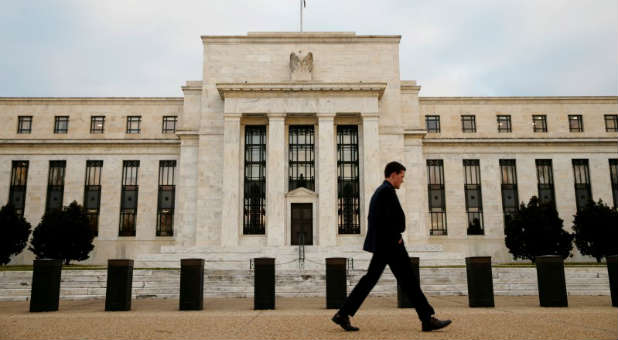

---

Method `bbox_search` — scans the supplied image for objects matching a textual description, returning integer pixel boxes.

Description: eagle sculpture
[289,51,313,80]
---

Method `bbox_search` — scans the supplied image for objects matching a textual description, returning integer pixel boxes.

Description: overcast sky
[0,0,616,97]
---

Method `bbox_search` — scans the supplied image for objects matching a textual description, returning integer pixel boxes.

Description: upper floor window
[497,115,512,133]
[162,116,177,133]
[17,116,32,134]
[568,115,583,132]
[90,116,105,134]
[425,115,440,133]
[605,115,618,132]
[532,115,547,133]
[288,125,315,191]
[126,116,141,134]
[461,115,476,133]
[54,116,69,134]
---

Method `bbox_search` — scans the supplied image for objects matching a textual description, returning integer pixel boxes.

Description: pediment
[285,187,318,198]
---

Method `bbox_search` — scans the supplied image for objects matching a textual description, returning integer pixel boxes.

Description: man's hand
[398,239,402,244]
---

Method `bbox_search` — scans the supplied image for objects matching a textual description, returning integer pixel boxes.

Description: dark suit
[339,180,435,321]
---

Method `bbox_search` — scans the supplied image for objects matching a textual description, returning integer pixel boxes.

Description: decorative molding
[422,137,618,144]
[419,96,618,105]
[0,97,183,104]
[202,32,401,44]
[216,82,387,99]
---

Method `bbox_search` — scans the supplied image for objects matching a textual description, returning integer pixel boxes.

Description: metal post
[465,256,495,307]
[535,255,568,307]
[326,258,347,309]
[397,257,420,308]
[179,258,204,310]
[30,259,62,312]
[254,257,275,310]
[105,259,134,311]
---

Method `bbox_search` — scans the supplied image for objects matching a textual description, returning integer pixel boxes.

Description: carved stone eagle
[289,51,313,81]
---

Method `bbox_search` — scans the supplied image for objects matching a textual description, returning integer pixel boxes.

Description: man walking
[332,161,452,332]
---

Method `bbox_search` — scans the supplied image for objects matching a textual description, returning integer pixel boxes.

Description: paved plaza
[0,296,615,339]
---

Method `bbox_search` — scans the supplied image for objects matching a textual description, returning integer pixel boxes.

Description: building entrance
[291,203,313,245]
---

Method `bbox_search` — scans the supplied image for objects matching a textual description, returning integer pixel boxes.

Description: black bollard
[254,257,275,310]
[535,255,568,307]
[179,258,205,310]
[465,256,495,307]
[30,259,62,312]
[105,259,134,311]
[607,255,618,307]
[397,257,420,308]
[326,258,347,309]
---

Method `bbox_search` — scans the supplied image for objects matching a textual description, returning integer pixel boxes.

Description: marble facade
[0,32,617,267]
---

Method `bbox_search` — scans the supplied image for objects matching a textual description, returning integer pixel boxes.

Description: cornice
[422,137,618,144]
[216,82,387,99]
[419,96,618,105]
[0,97,184,105]
[202,32,400,44]
[0,139,180,145]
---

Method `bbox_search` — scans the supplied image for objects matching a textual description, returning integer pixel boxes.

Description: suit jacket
[363,180,406,254]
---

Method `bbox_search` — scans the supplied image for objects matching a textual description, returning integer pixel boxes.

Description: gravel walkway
[0,296,615,339]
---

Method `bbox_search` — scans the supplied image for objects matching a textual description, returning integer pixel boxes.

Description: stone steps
[0,267,610,301]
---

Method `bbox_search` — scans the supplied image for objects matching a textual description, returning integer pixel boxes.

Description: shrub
[0,203,32,265]
[572,199,618,263]
[505,196,574,262]
[29,201,95,265]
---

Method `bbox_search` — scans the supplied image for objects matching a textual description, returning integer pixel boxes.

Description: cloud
[0,0,616,97]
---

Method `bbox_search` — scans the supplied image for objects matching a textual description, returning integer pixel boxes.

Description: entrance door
[291,203,313,245]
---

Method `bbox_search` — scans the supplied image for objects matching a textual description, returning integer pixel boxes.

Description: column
[361,113,381,234]
[266,113,286,247]
[318,113,337,246]
[176,134,198,247]
[221,114,242,247]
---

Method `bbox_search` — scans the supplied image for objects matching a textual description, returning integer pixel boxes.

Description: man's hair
[384,161,406,178]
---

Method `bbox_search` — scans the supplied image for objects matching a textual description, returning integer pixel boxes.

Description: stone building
[1,32,617,267]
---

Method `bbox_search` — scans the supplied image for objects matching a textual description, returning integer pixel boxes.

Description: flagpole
[300,0,303,32]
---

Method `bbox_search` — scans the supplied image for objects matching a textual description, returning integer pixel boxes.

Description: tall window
[9,161,29,217]
[46,161,66,212]
[243,126,266,235]
[568,114,584,132]
[119,160,139,236]
[536,159,555,207]
[337,125,360,234]
[605,115,618,132]
[126,116,141,134]
[610,159,618,208]
[288,125,315,191]
[427,160,447,235]
[157,160,176,236]
[461,115,476,133]
[162,116,177,133]
[17,116,32,134]
[54,116,69,134]
[84,160,103,236]
[497,115,512,133]
[425,115,440,133]
[572,159,592,212]
[90,116,105,134]
[532,115,547,132]
[463,160,484,235]
[499,159,519,229]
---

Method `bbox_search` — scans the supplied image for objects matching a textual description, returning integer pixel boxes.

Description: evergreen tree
[29,201,95,265]
[572,199,618,262]
[505,196,574,262]
[0,203,32,265]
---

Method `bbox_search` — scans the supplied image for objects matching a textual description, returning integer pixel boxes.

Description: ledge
[0,138,180,145]
[0,97,183,104]
[422,137,618,144]
[419,96,618,104]
[216,82,387,99]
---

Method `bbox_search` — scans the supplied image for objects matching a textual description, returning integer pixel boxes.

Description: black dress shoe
[332,312,359,331]
[422,317,452,332]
